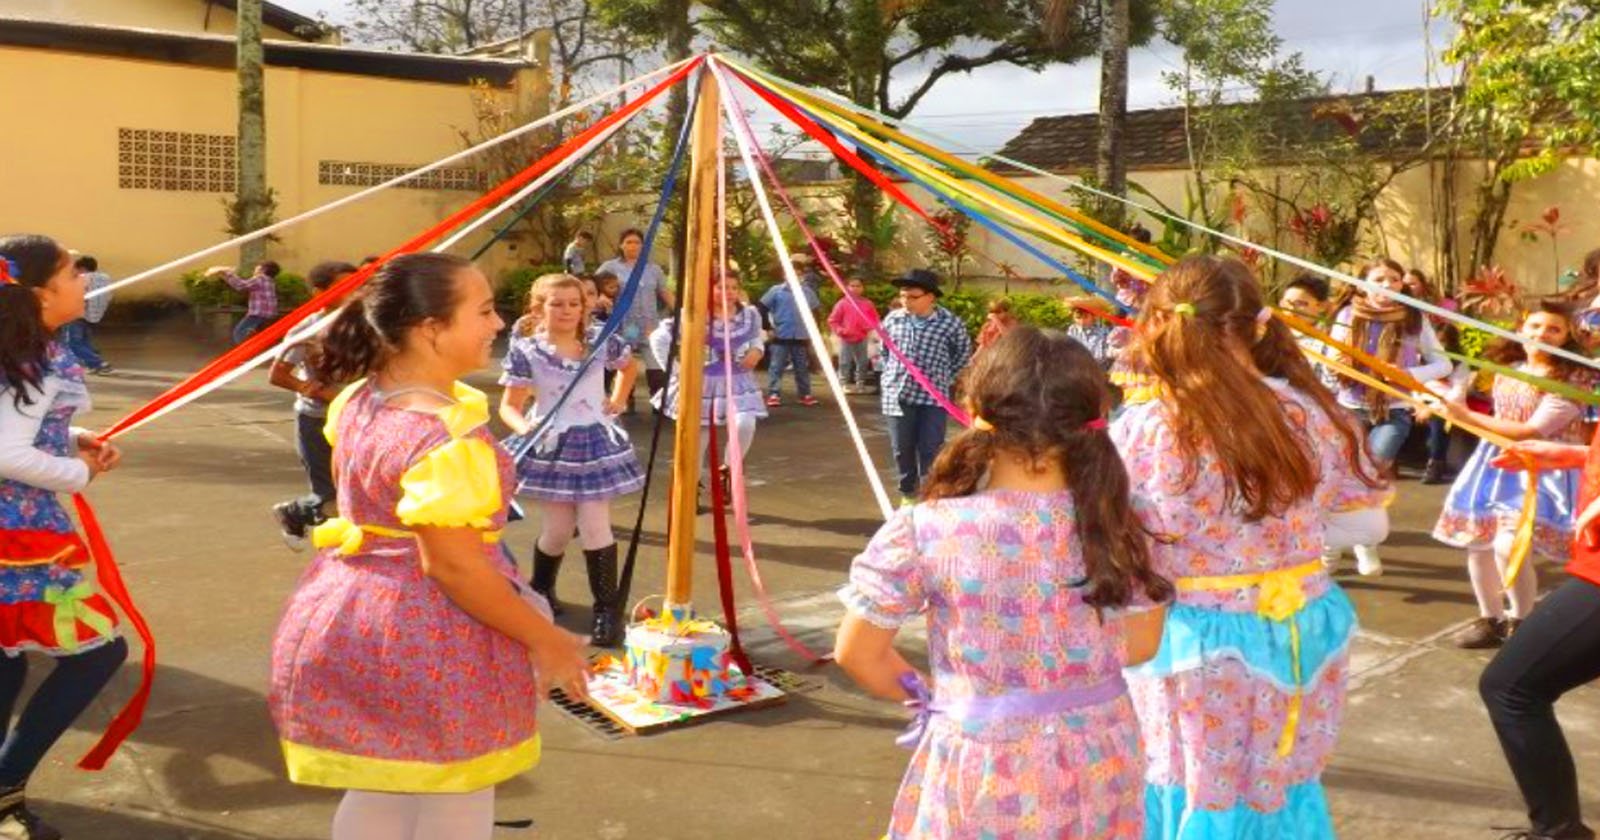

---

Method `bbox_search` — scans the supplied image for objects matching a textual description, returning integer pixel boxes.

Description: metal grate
[749,663,824,695]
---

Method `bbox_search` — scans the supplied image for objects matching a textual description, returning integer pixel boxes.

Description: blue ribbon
[505,80,700,466]
[785,99,1131,315]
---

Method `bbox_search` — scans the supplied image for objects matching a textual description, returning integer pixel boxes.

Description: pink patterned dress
[841,490,1147,839]
[269,380,542,793]
[1111,378,1386,839]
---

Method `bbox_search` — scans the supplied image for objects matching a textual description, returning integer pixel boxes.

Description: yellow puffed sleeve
[437,382,490,438]
[395,437,502,529]
[322,378,368,446]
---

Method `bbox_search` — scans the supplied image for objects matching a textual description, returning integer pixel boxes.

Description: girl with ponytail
[269,252,589,840]
[1111,255,1389,839]
[835,326,1170,839]
[0,233,129,839]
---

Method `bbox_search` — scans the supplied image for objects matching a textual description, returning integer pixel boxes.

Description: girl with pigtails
[269,253,589,840]
[835,326,1171,839]
[1111,255,1390,838]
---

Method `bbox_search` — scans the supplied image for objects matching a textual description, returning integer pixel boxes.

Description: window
[318,160,487,192]
[117,128,236,192]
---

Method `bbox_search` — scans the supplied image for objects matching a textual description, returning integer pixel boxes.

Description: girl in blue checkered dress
[499,273,642,646]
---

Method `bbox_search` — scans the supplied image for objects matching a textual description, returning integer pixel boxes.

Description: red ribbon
[705,426,752,676]
[100,57,701,443]
[70,493,154,770]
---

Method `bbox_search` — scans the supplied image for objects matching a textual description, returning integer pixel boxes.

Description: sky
[277,0,1454,154]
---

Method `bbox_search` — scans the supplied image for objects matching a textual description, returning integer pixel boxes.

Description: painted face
[1279,287,1325,318]
[34,249,84,330]
[620,234,643,262]
[899,287,936,316]
[431,266,504,374]
[542,284,585,335]
[1520,310,1570,351]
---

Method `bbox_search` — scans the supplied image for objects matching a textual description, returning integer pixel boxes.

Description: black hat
[891,268,942,297]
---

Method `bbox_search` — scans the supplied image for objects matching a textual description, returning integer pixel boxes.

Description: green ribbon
[1442,350,1600,407]
[43,583,115,652]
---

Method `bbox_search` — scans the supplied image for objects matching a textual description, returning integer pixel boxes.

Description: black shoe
[585,544,624,647]
[0,784,62,840]
[1422,459,1451,485]
[271,502,309,552]
[530,547,565,617]
[1456,617,1510,649]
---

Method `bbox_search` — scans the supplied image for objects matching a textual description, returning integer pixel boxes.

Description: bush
[496,264,567,313]
[181,269,310,309]
[1005,293,1075,331]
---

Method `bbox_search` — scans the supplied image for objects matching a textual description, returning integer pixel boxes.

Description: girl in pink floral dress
[1111,256,1389,839]
[836,326,1172,839]
[269,253,589,840]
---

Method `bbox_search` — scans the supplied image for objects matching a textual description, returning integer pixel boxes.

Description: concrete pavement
[20,317,1600,839]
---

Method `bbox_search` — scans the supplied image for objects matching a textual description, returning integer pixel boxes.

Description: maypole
[663,66,720,615]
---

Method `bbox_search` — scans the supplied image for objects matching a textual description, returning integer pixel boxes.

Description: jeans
[1358,406,1414,466]
[838,340,871,385]
[0,638,128,786]
[287,411,335,524]
[58,320,104,370]
[1481,578,1600,839]
[886,403,949,498]
[1425,415,1451,462]
[766,342,811,398]
[233,314,271,345]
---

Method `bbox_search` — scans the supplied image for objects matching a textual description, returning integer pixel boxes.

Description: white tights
[1466,529,1539,620]
[537,500,615,555]
[696,415,758,475]
[331,788,495,840]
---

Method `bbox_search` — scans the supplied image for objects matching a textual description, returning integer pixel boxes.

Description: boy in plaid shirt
[207,261,281,344]
[879,268,972,504]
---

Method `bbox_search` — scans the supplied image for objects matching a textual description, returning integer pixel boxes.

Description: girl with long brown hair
[1328,257,1452,575]
[1433,302,1593,649]
[1112,255,1388,839]
[835,326,1170,839]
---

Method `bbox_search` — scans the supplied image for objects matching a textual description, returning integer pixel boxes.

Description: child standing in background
[827,278,879,394]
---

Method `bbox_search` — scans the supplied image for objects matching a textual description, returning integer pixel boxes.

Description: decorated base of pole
[578,609,785,735]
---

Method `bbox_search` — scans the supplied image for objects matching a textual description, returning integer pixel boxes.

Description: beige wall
[0,44,539,297]
[6,0,314,41]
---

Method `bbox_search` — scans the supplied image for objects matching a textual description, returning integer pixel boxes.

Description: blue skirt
[510,423,644,502]
[1432,439,1578,559]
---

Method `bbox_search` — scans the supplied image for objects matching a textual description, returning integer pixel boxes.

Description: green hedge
[496,264,569,314]
[181,270,311,309]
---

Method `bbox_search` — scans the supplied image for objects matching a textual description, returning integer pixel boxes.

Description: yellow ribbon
[43,583,115,653]
[1177,560,1323,757]
[311,518,503,555]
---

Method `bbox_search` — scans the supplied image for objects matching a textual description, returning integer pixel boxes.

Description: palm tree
[236,0,268,267]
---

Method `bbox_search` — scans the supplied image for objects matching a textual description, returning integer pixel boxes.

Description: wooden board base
[577,654,787,735]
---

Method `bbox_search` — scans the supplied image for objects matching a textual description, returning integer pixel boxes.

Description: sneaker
[91,365,115,375]
[1354,544,1383,577]
[1456,617,1509,649]
[271,502,309,552]
[798,395,820,406]
[0,785,61,840]
[1421,459,1451,485]
[1320,547,1342,571]
[765,394,782,407]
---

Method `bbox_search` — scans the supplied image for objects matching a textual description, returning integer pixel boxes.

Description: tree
[235,0,269,268]
[1096,0,1131,230]
[1432,1,1600,285]
[697,0,1158,269]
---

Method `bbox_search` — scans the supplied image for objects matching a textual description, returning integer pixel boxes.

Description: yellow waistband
[312,517,504,555]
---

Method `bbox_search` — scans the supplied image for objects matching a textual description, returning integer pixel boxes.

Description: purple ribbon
[894,671,1128,750]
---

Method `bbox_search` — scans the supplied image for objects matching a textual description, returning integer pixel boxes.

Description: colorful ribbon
[43,582,115,653]
[71,493,154,771]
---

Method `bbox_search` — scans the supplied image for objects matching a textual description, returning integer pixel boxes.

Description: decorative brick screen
[317,160,487,192]
[118,128,237,192]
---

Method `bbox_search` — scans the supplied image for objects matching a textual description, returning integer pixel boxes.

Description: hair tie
[972,416,995,432]
[0,257,17,286]
[1172,302,1195,317]
[1085,418,1108,431]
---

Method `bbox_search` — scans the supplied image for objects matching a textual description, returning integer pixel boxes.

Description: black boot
[530,546,565,617]
[0,783,61,840]
[644,369,668,413]
[585,544,624,648]
[1421,458,1450,485]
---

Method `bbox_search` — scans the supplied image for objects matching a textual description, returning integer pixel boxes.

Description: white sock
[1466,548,1506,620]
[413,788,496,840]
[332,791,419,840]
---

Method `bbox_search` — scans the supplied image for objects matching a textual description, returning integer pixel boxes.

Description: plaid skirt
[511,422,644,502]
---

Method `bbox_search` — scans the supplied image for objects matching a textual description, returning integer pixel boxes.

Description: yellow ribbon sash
[1177,559,1324,757]
[312,518,504,555]
[43,582,115,652]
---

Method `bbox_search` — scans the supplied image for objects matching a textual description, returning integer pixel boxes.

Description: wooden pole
[663,68,720,613]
